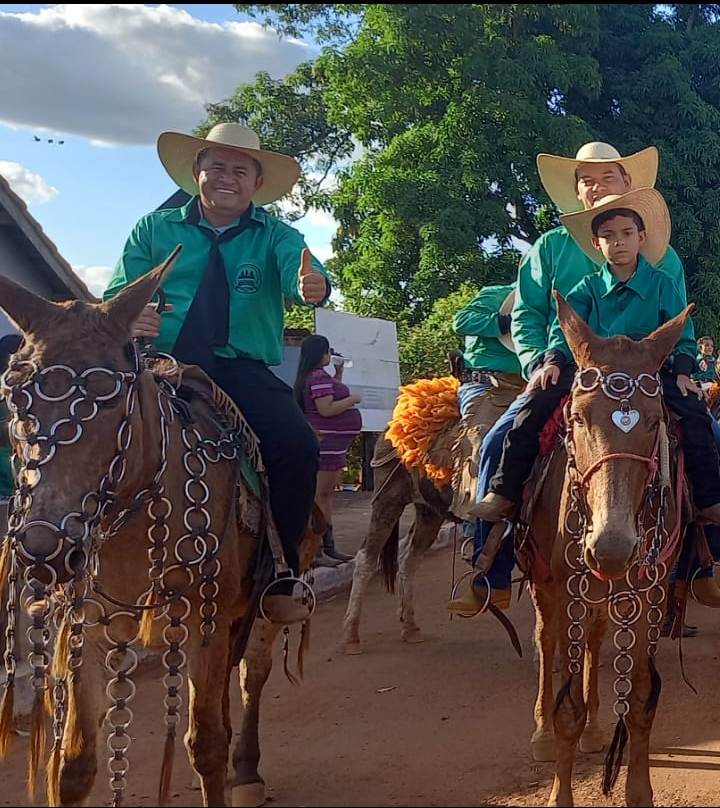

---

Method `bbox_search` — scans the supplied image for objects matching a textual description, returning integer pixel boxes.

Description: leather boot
[322,525,354,562]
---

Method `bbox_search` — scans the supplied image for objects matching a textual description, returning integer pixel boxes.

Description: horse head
[0,249,179,586]
[554,291,692,581]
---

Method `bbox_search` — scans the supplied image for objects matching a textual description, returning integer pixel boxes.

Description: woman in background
[294,335,362,566]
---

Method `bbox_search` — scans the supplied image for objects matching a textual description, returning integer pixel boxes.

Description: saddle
[384,369,525,521]
[144,355,265,536]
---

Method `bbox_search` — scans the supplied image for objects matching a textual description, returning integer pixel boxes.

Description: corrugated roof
[0,173,94,302]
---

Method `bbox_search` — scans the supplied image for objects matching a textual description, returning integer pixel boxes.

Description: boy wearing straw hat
[478,189,720,529]
[450,142,689,615]
[104,124,331,624]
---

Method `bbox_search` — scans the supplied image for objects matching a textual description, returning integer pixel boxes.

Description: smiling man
[103,123,330,623]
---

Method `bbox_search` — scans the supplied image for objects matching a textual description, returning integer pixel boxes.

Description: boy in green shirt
[475,188,720,524]
[694,336,718,386]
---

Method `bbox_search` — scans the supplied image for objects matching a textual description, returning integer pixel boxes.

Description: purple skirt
[307,408,362,471]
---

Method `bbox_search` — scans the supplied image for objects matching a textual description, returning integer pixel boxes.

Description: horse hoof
[579,729,605,754]
[530,734,556,762]
[401,629,424,644]
[342,642,363,655]
[231,781,265,807]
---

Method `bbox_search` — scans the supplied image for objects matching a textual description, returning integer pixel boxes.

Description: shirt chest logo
[233,263,261,295]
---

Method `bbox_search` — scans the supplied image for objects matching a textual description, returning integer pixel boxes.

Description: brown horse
[527,294,691,807]
[340,375,522,654]
[0,256,321,808]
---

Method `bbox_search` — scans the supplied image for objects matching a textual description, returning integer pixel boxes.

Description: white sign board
[314,309,400,433]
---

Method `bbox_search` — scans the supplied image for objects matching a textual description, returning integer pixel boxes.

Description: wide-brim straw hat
[537,142,658,214]
[560,188,671,266]
[157,123,301,205]
[499,290,516,353]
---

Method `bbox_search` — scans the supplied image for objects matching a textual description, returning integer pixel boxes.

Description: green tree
[211,4,720,349]
[398,283,478,381]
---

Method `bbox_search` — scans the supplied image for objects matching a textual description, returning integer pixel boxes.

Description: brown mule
[0,255,322,808]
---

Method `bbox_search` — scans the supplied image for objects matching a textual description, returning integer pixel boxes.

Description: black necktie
[172,199,255,374]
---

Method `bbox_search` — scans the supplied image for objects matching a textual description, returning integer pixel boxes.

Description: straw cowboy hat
[157,123,301,205]
[499,290,516,353]
[537,142,658,214]
[560,188,671,267]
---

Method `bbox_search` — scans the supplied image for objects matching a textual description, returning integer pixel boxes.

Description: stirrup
[258,573,317,624]
[449,571,492,618]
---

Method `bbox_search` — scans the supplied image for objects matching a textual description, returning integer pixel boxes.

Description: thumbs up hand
[298,248,326,304]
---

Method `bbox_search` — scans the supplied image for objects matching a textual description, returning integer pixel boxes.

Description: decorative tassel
[602,715,629,796]
[282,626,298,686]
[158,728,175,806]
[0,682,15,758]
[297,619,311,680]
[27,693,47,801]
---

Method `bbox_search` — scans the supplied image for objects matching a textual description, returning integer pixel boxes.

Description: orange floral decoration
[386,376,460,487]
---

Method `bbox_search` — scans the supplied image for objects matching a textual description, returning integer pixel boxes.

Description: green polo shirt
[453,283,521,374]
[103,197,328,366]
[546,256,695,370]
[0,446,13,498]
[512,225,687,379]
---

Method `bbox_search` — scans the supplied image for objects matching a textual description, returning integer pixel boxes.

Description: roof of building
[0,173,93,302]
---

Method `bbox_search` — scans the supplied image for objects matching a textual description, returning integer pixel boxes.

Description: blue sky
[0,4,337,295]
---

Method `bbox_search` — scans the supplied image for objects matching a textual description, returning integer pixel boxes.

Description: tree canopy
[211,4,720,371]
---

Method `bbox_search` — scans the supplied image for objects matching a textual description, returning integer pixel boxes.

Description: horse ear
[642,304,694,369]
[0,274,60,335]
[553,290,598,366]
[102,245,182,332]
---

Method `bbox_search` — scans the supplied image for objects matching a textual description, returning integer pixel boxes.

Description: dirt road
[2,531,720,806]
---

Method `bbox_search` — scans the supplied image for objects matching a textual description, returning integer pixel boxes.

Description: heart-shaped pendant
[612,409,640,433]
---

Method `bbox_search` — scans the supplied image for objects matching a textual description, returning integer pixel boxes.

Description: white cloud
[73,265,113,297]
[0,161,59,205]
[0,4,312,145]
[307,242,334,264]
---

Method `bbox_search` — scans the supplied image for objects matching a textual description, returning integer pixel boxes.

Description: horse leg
[529,581,557,762]
[185,626,232,807]
[340,476,409,654]
[579,612,606,754]
[624,649,658,807]
[230,620,282,808]
[397,504,444,643]
[548,608,589,807]
[52,637,103,807]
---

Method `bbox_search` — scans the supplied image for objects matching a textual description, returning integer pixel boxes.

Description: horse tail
[27,692,47,801]
[158,728,176,806]
[380,520,400,594]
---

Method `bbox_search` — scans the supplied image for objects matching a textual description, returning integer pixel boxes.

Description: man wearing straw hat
[104,123,330,623]
[450,142,689,616]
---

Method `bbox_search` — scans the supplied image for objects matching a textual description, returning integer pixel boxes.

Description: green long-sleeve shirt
[511,225,687,379]
[103,197,329,366]
[546,256,695,372]
[453,284,521,374]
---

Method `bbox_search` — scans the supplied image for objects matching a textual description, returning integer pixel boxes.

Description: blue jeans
[458,381,493,541]
[457,380,493,418]
[675,416,720,581]
[472,391,530,589]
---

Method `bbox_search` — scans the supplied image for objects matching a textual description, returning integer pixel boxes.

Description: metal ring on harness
[258,575,317,624]
[460,537,475,565]
[450,571,491,618]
